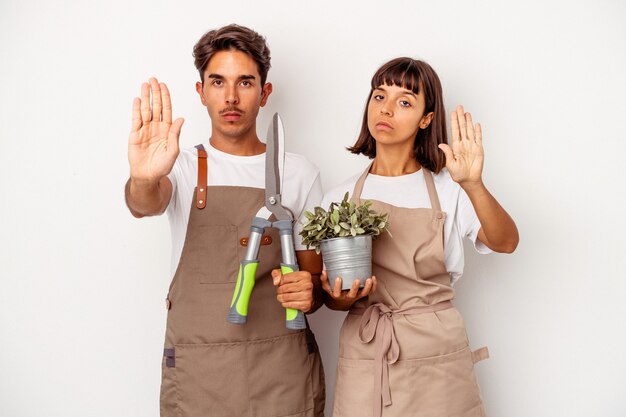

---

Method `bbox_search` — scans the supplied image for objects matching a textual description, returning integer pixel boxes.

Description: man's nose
[225,86,239,105]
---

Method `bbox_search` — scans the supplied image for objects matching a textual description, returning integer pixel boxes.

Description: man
[125,24,325,417]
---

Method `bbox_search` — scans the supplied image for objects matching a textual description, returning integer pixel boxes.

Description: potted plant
[300,192,390,290]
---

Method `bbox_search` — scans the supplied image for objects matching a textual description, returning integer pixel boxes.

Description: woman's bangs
[371,60,422,94]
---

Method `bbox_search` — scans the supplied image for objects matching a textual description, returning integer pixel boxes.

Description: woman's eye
[400,100,411,107]
[373,94,384,101]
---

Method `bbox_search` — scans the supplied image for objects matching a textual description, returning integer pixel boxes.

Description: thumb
[438,143,454,164]
[271,269,283,286]
[169,117,185,144]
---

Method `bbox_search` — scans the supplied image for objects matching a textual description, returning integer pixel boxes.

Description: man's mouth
[221,110,243,122]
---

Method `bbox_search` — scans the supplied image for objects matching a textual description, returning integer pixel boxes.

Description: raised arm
[125,77,184,218]
[438,105,519,253]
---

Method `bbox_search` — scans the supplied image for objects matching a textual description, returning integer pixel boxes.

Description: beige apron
[160,145,325,417]
[332,164,489,417]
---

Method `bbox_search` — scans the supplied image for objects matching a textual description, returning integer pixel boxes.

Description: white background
[1,0,625,416]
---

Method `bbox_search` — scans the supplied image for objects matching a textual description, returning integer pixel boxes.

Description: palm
[439,105,484,184]
[128,78,184,183]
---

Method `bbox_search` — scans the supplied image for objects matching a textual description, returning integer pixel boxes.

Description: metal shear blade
[264,113,291,221]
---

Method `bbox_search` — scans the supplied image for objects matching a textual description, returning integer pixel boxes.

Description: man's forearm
[125,177,170,218]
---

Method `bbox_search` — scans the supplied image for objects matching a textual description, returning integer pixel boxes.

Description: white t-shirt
[166,141,322,277]
[321,167,491,285]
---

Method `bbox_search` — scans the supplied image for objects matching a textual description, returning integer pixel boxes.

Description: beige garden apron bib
[332,164,489,417]
[160,145,325,417]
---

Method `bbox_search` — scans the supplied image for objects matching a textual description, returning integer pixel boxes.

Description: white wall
[1,0,625,416]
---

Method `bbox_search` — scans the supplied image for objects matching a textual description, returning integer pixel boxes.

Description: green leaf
[339,222,351,230]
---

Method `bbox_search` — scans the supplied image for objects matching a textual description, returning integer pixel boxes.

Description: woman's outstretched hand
[320,271,377,311]
[438,105,484,186]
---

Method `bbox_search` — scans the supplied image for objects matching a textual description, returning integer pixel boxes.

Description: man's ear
[419,111,434,129]
[260,82,273,107]
[196,81,207,106]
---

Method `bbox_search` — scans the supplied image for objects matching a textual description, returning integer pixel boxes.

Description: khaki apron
[332,164,489,417]
[160,145,325,417]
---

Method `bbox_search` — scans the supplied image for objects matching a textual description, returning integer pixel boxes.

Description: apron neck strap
[195,144,207,209]
[352,162,442,212]
[351,162,374,203]
[422,168,441,212]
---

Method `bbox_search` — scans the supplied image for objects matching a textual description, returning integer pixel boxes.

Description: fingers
[360,277,374,297]
[450,107,461,151]
[346,279,361,299]
[465,111,475,142]
[271,269,283,286]
[161,82,172,123]
[332,276,343,298]
[131,97,142,132]
[168,118,184,151]
[320,271,333,294]
[475,122,482,146]
[140,82,151,123]
[438,143,454,163]
[456,105,467,142]
[150,78,162,122]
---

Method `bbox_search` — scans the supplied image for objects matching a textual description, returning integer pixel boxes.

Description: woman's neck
[370,145,421,176]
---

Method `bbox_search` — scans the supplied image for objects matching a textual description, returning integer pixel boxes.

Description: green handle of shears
[227,260,259,324]
[281,264,306,330]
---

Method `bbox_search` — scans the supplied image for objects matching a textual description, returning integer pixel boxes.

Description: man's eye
[240,81,251,87]
[212,80,222,86]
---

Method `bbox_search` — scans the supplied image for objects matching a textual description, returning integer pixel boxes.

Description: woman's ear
[419,112,434,129]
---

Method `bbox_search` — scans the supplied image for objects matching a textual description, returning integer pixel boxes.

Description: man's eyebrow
[206,74,257,81]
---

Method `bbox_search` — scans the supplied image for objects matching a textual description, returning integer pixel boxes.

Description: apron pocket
[395,346,486,416]
[186,225,239,284]
[175,342,249,417]
[333,358,374,417]
[247,332,314,417]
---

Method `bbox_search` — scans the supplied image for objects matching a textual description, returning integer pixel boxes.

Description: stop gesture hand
[128,77,184,184]
[438,105,484,186]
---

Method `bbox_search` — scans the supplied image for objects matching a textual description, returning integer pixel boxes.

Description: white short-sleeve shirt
[321,167,490,285]
[166,141,322,277]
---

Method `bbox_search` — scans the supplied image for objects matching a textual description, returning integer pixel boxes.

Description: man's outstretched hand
[128,77,184,185]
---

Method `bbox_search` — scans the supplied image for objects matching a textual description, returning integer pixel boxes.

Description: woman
[320,57,519,417]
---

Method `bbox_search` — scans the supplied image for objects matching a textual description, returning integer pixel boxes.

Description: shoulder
[321,172,362,208]
[284,151,320,181]
[431,168,462,196]
[175,146,199,167]
[285,152,319,173]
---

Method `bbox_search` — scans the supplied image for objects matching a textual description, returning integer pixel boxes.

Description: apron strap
[351,162,373,203]
[195,144,207,209]
[422,168,442,212]
[471,346,490,364]
[352,301,454,417]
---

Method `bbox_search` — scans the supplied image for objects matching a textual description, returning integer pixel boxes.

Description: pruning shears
[227,113,306,330]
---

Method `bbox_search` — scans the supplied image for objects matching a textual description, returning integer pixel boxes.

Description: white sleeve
[457,188,491,254]
[166,161,179,212]
[294,172,323,251]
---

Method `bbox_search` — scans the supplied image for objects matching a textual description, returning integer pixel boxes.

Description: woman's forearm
[461,181,519,253]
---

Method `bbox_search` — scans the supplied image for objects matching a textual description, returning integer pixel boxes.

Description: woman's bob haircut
[348,57,448,173]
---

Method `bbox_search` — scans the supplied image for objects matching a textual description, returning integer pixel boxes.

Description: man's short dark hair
[193,24,271,85]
